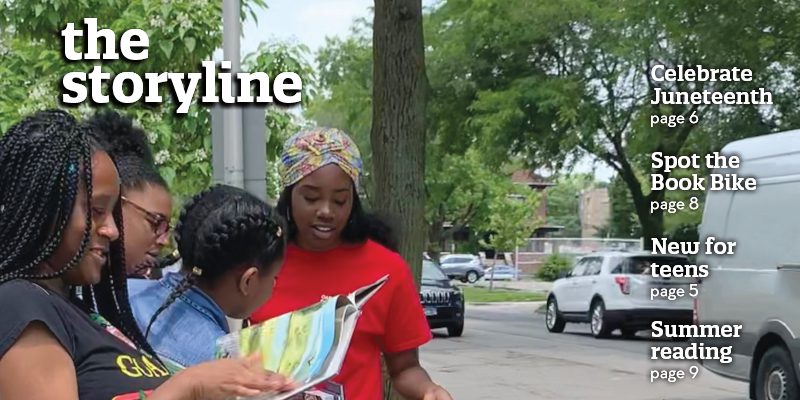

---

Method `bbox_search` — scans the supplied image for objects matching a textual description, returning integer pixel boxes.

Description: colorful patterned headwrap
[279,127,364,190]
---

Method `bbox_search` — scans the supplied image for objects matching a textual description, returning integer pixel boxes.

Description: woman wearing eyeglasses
[86,111,173,279]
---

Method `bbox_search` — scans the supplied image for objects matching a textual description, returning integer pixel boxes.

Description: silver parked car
[483,264,520,281]
[439,254,485,283]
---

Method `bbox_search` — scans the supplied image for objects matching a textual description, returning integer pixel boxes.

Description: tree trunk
[371,0,427,278]
[639,189,665,251]
[371,0,428,399]
[489,253,497,291]
[638,211,664,251]
[598,162,667,249]
[427,219,444,262]
[617,166,665,251]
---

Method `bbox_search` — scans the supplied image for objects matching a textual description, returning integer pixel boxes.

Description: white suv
[545,251,696,338]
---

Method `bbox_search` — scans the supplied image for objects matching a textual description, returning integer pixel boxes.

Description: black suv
[420,260,464,337]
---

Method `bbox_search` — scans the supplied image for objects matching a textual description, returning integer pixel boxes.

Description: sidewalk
[468,301,546,310]
[470,279,553,293]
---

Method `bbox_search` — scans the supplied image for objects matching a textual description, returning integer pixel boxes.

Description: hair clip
[191,267,203,276]
[67,163,77,174]
[276,226,282,238]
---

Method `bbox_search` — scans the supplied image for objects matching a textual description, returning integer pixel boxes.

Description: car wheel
[447,320,464,337]
[466,271,479,283]
[590,300,613,338]
[545,297,566,333]
[755,345,799,400]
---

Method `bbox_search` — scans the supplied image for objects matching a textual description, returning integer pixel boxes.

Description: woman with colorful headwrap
[250,127,453,400]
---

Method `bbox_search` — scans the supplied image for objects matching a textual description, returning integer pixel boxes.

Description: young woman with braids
[250,127,453,400]
[85,110,173,279]
[0,110,294,400]
[129,184,286,367]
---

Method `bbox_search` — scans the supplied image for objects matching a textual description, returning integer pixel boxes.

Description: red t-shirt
[250,240,432,400]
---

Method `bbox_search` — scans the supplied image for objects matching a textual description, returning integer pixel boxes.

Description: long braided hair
[85,110,169,278]
[145,184,286,337]
[85,110,167,192]
[0,109,159,358]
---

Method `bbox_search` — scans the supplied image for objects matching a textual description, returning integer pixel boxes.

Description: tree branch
[453,202,476,227]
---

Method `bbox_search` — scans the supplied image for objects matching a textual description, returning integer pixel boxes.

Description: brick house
[578,187,611,238]
[442,170,560,253]
[509,170,562,238]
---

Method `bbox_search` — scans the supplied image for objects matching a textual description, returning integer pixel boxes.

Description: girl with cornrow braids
[0,110,295,400]
[130,184,287,368]
[85,110,173,279]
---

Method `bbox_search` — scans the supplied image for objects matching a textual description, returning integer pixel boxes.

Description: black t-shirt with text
[0,280,169,400]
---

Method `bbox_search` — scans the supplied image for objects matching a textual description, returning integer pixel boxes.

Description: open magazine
[215,275,389,400]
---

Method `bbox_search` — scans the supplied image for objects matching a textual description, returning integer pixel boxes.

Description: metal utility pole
[213,0,268,201]
[222,0,244,189]
[242,106,268,200]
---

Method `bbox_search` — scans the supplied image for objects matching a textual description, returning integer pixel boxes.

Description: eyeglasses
[121,196,171,237]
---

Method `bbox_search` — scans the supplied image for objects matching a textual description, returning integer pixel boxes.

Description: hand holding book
[215,275,389,400]
[146,354,296,400]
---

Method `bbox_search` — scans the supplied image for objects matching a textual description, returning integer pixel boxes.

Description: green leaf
[184,37,196,53]
[161,132,172,148]
[159,41,173,58]
[34,5,45,17]
[47,12,58,27]
[160,166,176,187]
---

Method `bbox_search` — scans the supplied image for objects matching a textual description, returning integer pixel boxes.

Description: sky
[234,0,614,182]
[241,0,376,56]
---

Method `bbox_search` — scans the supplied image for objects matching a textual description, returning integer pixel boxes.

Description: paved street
[420,303,748,400]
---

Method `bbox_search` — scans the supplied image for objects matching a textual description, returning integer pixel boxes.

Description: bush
[536,254,573,282]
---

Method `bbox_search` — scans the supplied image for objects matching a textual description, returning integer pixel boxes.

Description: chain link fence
[506,238,644,277]
[522,237,644,256]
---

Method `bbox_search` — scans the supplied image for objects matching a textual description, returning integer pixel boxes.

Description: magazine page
[215,276,387,399]
[351,274,390,308]
[216,298,343,400]
[316,300,359,380]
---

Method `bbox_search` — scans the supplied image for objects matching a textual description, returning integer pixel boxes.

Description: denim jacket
[128,272,229,367]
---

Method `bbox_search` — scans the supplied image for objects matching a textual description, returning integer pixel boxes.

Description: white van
[697,129,800,400]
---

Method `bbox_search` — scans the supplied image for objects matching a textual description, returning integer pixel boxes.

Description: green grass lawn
[462,287,546,303]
